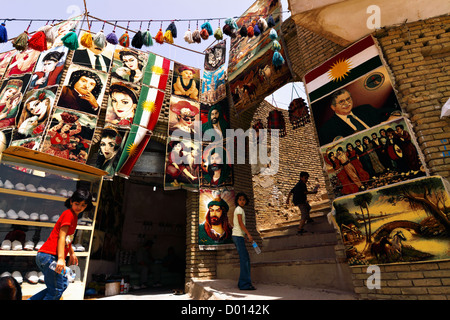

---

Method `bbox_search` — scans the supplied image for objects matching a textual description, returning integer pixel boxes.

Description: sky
[0,0,308,109]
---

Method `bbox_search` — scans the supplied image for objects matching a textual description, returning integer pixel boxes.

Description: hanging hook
[146,20,152,30]
[26,20,33,33]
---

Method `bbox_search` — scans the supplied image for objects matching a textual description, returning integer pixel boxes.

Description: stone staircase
[217,201,356,294]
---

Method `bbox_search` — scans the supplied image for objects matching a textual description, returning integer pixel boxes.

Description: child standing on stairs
[232,192,256,290]
[286,171,319,235]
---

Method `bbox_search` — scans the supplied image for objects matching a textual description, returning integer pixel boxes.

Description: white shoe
[51,215,60,222]
[12,271,23,284]
[0,209,6,218]
[26,271,39,284]
[39,214,49,221]
[12,240,22,251]
[38,272,45,283]
[0,180,3,188]
[29,212,39,221]
[1,240,11,250]
[4,180,14,189]
[59,189,68,197]
[6,209,18,219]
[74,244,85,252]
[15,183,26,190]
[1,271,11,278]
[17,210,29,220]
[24,241,34,251]
[35,241,44,250]
[46,188,56,194]
[37,186,46,193]
[67,190,73,197]
[26,184,37,192]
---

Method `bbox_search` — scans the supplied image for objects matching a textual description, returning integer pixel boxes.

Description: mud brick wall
[373,14,450,179]
[350,261,450,300]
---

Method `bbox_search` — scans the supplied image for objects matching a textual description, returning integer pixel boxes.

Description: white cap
[26,271,39,284]
[12,240,22,251]
[18,210,29,220]
[29,212,39,221]
[39,214,49,221]
[12,271,23,284]
[15,183,26,190]
[24,241,35,251]
[0,209,6,218]
[3,180,14,189]
[6,209,18,219]
[35,241,44,250]
[26,184,37,192]
[1,240,11,250]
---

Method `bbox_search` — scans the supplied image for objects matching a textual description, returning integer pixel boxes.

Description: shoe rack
[0,146,106,300]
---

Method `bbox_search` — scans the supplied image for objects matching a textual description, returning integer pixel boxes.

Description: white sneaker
[15,183,26,191]
[24,241,34,251]
[17,210,29,220]
[6,209,18,219]
[26,184,37,192]
[59,189,68,197]
[51,214,60,222]
[4,180,14,189]
[74,244,85,252]
[39,214,49,221]
[12,240,22,250]
[26,271,39,284]
[29,212,39,221]
[35,241,44,250]
[0,209,6,218]
[46,188,56,194]
[37,186,46,193]
[12,271,23,284]
[38,272,45,283]
[1,240,11,250]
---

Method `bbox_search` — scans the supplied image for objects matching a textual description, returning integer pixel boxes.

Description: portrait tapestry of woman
[105,81,140,128]
[95,126,125,177]
[0,78,26,129]
[30,47,68,89]
[111,48,147,84]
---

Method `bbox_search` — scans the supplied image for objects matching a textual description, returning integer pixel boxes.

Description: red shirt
[39,209,78,257]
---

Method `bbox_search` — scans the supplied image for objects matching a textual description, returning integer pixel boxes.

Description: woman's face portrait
[122,54,139,70]
[111,91,136,119]
[28,99,48,118]
[42,60,57,73]
[172,142,182,153]
[74,76,97,95]
[61,123,72,133]
[100,136,117,161]
[0,88,18,104]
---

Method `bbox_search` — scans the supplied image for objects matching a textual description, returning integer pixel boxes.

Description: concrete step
[251,243,337,262]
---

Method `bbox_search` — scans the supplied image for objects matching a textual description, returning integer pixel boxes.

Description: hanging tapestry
[40,107,97,163]
[322,117,428,198]
[200,140,233,188]
[168,95,200,138]
[0,74,31,130]
[200,98,230,143]
[267,109,286,137]
[332,175,450,266]
[304,35,403,147]
[199,188,235,249]
[202,41,227,105]
[72,31,114,73]
[288,97,310,129]
[111,46,148,85]
[172,62,200,102]
[142,52,171,91]
[0,51,16,81]
[115,85,165,178]
[3,48,41,79]
[105,79,141,129]
[164,136,201,191]
[87,125,129,180]
[228,0,291,114]
[51,17,82,49]
[57,64,108,116]
[29,46,69,90]
[12,86,58,144]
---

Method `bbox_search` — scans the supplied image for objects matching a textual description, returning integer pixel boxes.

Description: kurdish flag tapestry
[304,35,403,147]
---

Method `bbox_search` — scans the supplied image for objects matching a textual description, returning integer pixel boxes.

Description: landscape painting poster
[332,176,450,266]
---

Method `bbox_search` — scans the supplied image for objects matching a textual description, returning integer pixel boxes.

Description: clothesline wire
[0,10,290,24]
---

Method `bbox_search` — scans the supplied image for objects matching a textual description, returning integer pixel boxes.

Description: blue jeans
[29,252,69,300]
[232,236,252,289]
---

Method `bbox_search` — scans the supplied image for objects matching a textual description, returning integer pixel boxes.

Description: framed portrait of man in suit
[71,31,114,73]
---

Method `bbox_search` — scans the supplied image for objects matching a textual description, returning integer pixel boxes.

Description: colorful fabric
[143,52,171,90]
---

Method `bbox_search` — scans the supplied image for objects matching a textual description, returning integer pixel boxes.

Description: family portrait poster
[321,117,427,198]
[199,188,235,249]
[333,176,450,266]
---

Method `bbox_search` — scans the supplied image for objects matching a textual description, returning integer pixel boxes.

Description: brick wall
[351,261,450,300]
[283,14,450,300]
